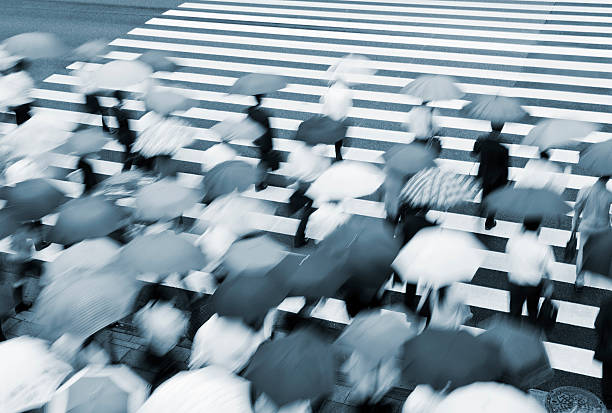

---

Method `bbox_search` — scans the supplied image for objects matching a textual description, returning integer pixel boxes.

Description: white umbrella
[132,117,196,157]
[2,157,51,186]
[45,238,121,283]
[1,113,72,158]
[201,143,238,172]
[326,54,376,85]
[392,227,486,287]
[0,336,73,413]
[306,161,385,202]
[137,366,254,413]
[320,81,353,122]
[134,301,188,357]
[196,226,240,269]
[285,142,331,183]
[209,116,265,143]
[46,365,150,413]
[305,201,351,243]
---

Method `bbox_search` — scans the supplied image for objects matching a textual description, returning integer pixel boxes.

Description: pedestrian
[471,122,509,230]
[110,90,136,171]
[76,155,99,194]
[289,182,315,248]
[505,218,554,325]
[321,78,352,161]
[72,60,109,132]
[406,101,441,156]
[594,296,612,409]
[247,94,279,191]
[515,149,569,195]
[3,59,35,125]
[572,176,612,290]
[428,283,472,330]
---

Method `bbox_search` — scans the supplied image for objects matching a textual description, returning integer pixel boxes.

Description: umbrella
[34,269,140,341]
[137,367,253,413]
[211,273,290,325]
[432,382,546,413]
[47,365,149,413]
[60,128,111,156]
[478,318,552,389]
[485,187,571,219]
[401,329,503,391]
[305,201,351,242]
[132,116,196,157]
[392,227,485,286]
[2,32,67,59]
[244,330,336,407]
[327,53,376,84]
[578,138,612,176]
[209,117,266,143]
[384,143,437,177]
[144,89,198,115]
[295,115,348,145]
[0,336,73,413]
[0,208,20,240]
[200,143,238,172]
[582,230,612,278]
[2,113,71,157]
[73,39,107,60]
[134,301,188,357]
[118,231,208,275]
[46,238,121,281]
[222,235,288,278]
[138,50,178,72]
[196,226,240,266]
[401,75,464,101]
[229,73,287,95]
[522,119,599,150]
[96,170,156,201]
[49,196,129,245]
[134,179,200,221]
[2,157,52,186]
[400,167,479,210]
[5,178,67,222]
[93,60,152,89]
[306,161,385,201]
[460,95,527,123]
[203,160,258,201]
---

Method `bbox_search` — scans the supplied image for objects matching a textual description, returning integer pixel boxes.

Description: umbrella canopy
[132,116,196,157]
[384,144,436,177]
[137,51,178,72]
[46,238,121,281]
[47,365,149,413]
[460,95,527,123]
[401,329,503,391]
[306,161,385,201]
[522,119,599,150]
[61,128,111,156]
[118,231,208,275]
[229,73,288,95]
[392,227,485,286]
[201,143,239,172]
[144,89,198,115]
[401,75,464,101]
[485,187,571,219]
[73,39,107,60]
[327,53,376,84]
[222,235,288,278]
[209,117,266,143]
[2,157,53,186]
[2,32,67,59]
[0,208,20,240]
[578,138,612,177]
[93,60,152,90]
[49,196,129,245]
[137,367,253,413]
[203,160,258,201]
[96,170,155,200]
[2,113,71,158]
[0,336,73,413]
[134,301,188,358]
[5,178,67,222]
[582,230,612,278]
[245,330,336,407]
[432,382,547,413]
[295,115,348,145]
[134,179,200,221]
[400,167,479,210]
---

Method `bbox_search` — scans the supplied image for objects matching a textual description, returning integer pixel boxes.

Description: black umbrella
[5,179,67,222]
[582,230,612,278]
[203,160,258,202]
[295,115,348,145]
[485,187,571,219]
[0,208,20,240]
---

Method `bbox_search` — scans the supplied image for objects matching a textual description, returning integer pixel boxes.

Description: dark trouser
[602,361,612,408]
[0,320,6,342]
[295,201,315,248]
[509,282,542,324]
[335,139,343,161]
[481,185,501,227]
[10,103,32,125]
[84,94,109,132]
[121,143,134,171]
[404,282,419,313]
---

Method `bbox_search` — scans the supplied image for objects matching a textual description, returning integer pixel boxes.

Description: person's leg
[0,319,6,342]
[84,94,109,132]
[404,282,419,313]
[294,200,314,248]
[288,185,308,215]
[334,139,343,161]
[602,361,612,409]
[509,283,526,320]
[13,103,32,125]
[481,187,496,230]
[121,144,134,171]
[525,284,542,325]
[255,154,269,191]
[575,233,589,289]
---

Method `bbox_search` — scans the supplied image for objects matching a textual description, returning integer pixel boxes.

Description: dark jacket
[247,105,273,153]
[595,298,612,362]
[472,133,509,196]
[110,105,135,147]
[77,157,98,193]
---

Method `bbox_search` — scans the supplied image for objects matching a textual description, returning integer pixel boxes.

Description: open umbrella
[201,143,239,172]
[2,113,71,157]
[47,365,149,413]
[327,53,376,85]
[132,116,196,157]
[0,208,20,240]
[60,128,111,156]
[134,179,200,221]
[203,160,258,201]
[2,32,67,59]
[400,167,479,210]
[118,231,208,275]
[229,73,287,96]
[384,144,436,177]
[485,187,571,219]
[3,157,54,186]
[295,115,348,145]
[245,330,336,408]
[222,235,288,278]
[49,196,129,245]
[138,50,178,72]
[401,329,503,391]
[5,178,67,222]
[460,95,527,123]
[522,119,599,150]
[94,60,152,90]
[582,230,612,278]
[0,336,73,413]
[73,39,107,60]
[144,89,198,115]
[306,161,385,201]
[578,138,612,176]
[46,238,121,282]
[401,75,464,101]
[392,227,485,286]
[137,367,253,413]
[134,301,187,357]
[209,117,266,143]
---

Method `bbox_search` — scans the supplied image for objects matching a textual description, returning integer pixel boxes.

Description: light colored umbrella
[306,161,385,201]
[0,336,73,413]
[305,201,351,242]
[460,95,527,123]
[2,32,67,59]
[46,238,121,281]
[137,367,253,413]
[522,119,599,150]
[132,116,196,157]
[578,138,612,176]
[401,75,464,101]
[222,235,287,278]
[285,142,331,183]
[47,365,150,413]
[196,225,240,266]
[320,81,352,122]
[2,157,52,186]
[134,301,188,357]
[229,73,287,96]
[200,143,238,172]
[73,39,107,60]
[144,89,198,115]
[2,113,72,157]
[400,167,480,210]
[61,127,111,156]
[134,179,200,221]
[392,227,486,286]
[209,116,266,143]
[94,60,152,90]
[327,53,376,85]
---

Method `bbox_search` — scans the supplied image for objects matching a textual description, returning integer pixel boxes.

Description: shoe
[294,237,309,248]
[574,273,585,292]
[484,219,497,230]
[255,183,268,192]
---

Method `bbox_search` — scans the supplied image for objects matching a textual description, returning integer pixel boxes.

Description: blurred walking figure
[1,59,35,125]
[594,296,612,409]
[110,90,136,171]
[515,149,569,195]
[471,122,509,230]
[405,102,441,155]
[572,176,612,290]
[247,94,279,191]
[68,155,99,194]
[72,60,109,132]
[320,79,352,161]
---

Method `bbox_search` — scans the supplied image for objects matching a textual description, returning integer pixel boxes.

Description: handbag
[537,298,558,331]
[564,231,577,262]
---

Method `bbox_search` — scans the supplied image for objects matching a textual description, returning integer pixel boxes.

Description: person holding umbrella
[247,94,279,191]
[405,101,442,155]
[72,59,109,133]
[320,78,352,161]
[109,90,136,171]
[1,58,35,125]
[515,149,569,196]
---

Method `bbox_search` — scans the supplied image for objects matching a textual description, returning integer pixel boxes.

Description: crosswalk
[2,0,612,396]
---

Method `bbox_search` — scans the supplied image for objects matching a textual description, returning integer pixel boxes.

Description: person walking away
[247,94,279,191]
[515,150,569,195]
[505,218,554,325]
[406,101,441,156]
[72,60,109,132]
[110,90,136,171]
[572,176,612,290]
[320,78,352,161]
[471,122,509,230]
[428,283,472,330]
[594,296,612,409]
[2,59,35,125]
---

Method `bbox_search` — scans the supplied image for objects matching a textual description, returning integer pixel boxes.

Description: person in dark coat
[247,94,279,191]
[471,122,509,230]
[595,297,612,408]
[76,156,98,194]
[110,90,136,171]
